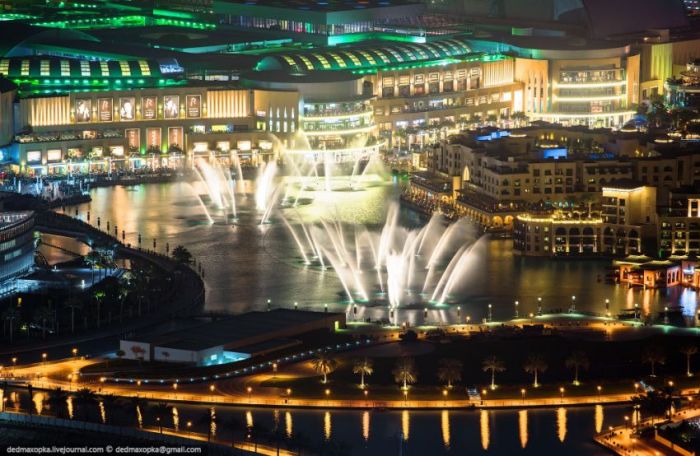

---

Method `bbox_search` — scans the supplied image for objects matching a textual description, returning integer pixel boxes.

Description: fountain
[281,201,483,317]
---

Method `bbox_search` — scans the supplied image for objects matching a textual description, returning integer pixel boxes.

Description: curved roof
[0,23,100,58]
[0,56,164,80]
[256,38,472,72]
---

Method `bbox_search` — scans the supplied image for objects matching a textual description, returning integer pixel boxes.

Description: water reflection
[99,400,106,423]
[519,410,528,448]
[285,411,293,439]
[172,407,179,431]
[595,405,604,434]
[557,407,567,442]
[136,404,142,428]
[210,408,217,438]
[362,411,370,442]
[480,410,490,450]
[246,410,253,428]
[324,411,332,441]
[33,392,44,416]
[441,410,451,449]
[402,410,410,441]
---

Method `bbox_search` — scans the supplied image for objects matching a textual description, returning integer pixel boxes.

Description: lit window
[80,60,90,77]
[312,53,331,70]
[21,60,29,77]
[372,50,391,64]
[281,55,297,67]
[356,51,376,66]
[342,51,362,67]
[396,46,418,60]
[138,60,151,76]
[119,61,131,76]
[0,59,8,75]
[298,55,314,70]
[40,60,50,77]
[328,53,346,68]
[100,61,109,77]
[384,48,404,63]
[60,60,70,77]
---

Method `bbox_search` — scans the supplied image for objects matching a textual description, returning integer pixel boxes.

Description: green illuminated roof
[256,37,473,71]
[0,56,168,80]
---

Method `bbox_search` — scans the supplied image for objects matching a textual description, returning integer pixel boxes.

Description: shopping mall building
[0,0,698,174]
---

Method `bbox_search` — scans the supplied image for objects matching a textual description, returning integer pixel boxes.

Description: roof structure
[256,37,475,72]
[0,56,167,80]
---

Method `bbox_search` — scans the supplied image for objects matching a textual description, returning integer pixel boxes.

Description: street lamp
[72,348,78,358]
[624,415,629,429]
[597,385,602,401]
[209,384,215,401]
[442,389,448,406]
[247,386,252,402]
[403,388,408,406]
[287,388,292,397]
[42,353,47,364]
[488,303,492,322]
[172,382,178,399]
[514,300,519,318]
[570,295,576,313]
[537,297,543,316]
[521,388,526,404]
[294,302,298,310]
[11,357,16,366]
[559,387,565,403]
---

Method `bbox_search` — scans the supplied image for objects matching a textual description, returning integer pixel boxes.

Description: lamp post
[634,303,640,321]
[457,306,461,321]
[537,297,542,316]
[209,384,215,402]
[325,388,331,406]
[514,300,519,318]
[559,387,565,403]
[42,353,47,364]
[11,357,16,367]
[605,298,610,316]
[664,306,669,325]
[597,385,602,401]
[267,299,271,311]
[156,417,162,434]
[521,388,526,404]
[294,302,298,311]
[364,389,368,407]
[247,386,252,402]
[442,389,448,407]
[487,303,492,323]
[403,388,408,406]
[72,348,78,358]
[570,295,576,313]
[172,382,178,399]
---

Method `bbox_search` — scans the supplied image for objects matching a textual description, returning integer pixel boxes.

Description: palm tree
[33,306,53,340]
[392,357,418,390]
[64,296,82,334]
[47,388,69,419]
[352,357,373,389]
[437,358,463,388]
[523,354,548,387]
[93,290,105,328]
[511,111,528,127]
[2,307,20,343]
[311,353,337,384]
[482,355,505,390]
[681,345,698,377]
[642,346,666,377]
[151,402,171,433]
[74,387,96,422]
[471,114,482,127]
[565,351,590,385]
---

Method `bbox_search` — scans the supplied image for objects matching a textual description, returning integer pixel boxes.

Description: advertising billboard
[125,128,140,150]
[146,128,161,150]
[142,96,157,120]
[98,98,113,122]
[168,127,183,150]
[186,95,201,118]
[163,95,179,119]
[75,98,92,123]
[120,97,136,121]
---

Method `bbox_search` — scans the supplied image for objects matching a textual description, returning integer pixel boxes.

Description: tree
[482,355,505,390]
[151,402,171,433]
[311,353,337,384]
[392,357,418,390]
[523,354,548,388]
[93,290,105,328]
[2,307,20,343]
[64,296,82,334]
[632,386,677,425]
[33,306,53,340]
[437,358,463,388]
[116,349,126,362]
[471,114,482,127]
[681,345,698,377]
[352,357,373,389]
[74,388,96,421]
[565,351,590,385]
[642,346,666,377]
[486,114,498,126]
[171,245,193,265]
[511,111,528,127]
[47,388,69,419]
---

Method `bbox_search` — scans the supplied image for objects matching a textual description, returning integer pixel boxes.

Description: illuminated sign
[163,95,179,119]
[168,127,183,150]
[75,98,92,123]
[146,128,161,149]
[237,140,251,151]
[120,97,136,121]
[110,146,124,156]
[193,142,208,152]
[27,151,41,162]
[259,140,272,151]
[47,149,62,161]
[125,128,140,150]
[216,141,230,152]
[142,96,157,120]
[186,95,201,118]
[98,98,112,122]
